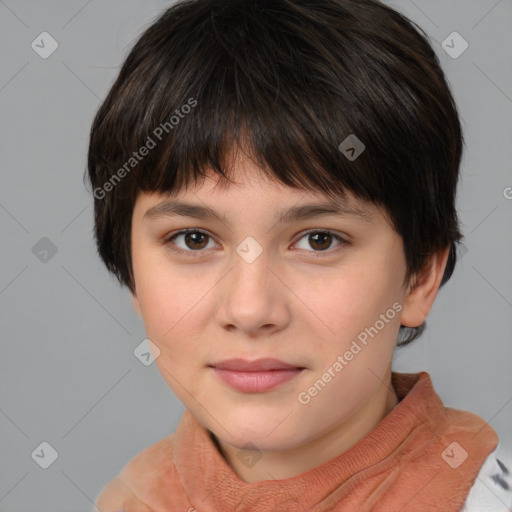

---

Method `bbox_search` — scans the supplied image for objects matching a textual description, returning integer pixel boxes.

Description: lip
[209,358,304,371]
[209,358,305,393]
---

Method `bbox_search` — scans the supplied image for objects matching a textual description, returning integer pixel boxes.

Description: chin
[208,411,305,452]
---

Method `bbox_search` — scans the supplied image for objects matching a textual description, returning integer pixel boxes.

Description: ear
[400,246,451,328]
[131,291,142,316]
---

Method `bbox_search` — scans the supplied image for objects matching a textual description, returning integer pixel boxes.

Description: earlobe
[400,246,451,328]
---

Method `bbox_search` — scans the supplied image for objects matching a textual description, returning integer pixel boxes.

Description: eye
[165,229,217,257]
[293,230,348,256]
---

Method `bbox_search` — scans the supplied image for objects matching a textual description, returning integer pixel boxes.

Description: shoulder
[91,434,176,512]
[461,443,512,512]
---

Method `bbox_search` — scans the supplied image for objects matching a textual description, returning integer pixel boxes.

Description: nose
[215,247,290,337]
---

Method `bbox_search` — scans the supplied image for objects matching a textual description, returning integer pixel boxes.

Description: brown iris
[184,232,209,250]
[307,232,332,251]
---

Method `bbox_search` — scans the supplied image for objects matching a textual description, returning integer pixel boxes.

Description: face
[130,149,421,454]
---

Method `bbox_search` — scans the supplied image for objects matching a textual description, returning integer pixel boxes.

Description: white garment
[461,443,512,511]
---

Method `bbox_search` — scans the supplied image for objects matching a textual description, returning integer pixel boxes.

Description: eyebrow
[143,199,372,224]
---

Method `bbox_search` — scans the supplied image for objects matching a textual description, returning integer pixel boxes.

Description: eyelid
[296,228,350,243]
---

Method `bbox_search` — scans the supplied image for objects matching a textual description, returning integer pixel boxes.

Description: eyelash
[164,228,350,259]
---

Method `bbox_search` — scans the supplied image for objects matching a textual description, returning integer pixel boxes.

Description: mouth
[208,358,306,393]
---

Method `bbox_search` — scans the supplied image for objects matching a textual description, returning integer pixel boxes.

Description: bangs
[139,84,369,204]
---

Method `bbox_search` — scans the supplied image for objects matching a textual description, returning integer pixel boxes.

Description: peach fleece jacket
[93,372,498,512]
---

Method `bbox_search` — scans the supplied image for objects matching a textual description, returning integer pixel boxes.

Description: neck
[213,368,399,483]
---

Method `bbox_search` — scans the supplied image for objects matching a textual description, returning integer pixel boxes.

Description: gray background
[1,0,511,510]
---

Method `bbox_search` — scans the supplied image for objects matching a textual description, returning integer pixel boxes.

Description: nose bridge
[230,238,273,301]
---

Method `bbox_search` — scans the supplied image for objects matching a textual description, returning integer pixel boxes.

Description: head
[86,0,463,454]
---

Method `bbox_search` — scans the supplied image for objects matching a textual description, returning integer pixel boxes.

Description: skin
[130,147,449,484]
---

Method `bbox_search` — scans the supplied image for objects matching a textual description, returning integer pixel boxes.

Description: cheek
[132,248,190,338]
[326,268,398,326]
[303,259,404,359]
[137,278,200,340]
[133,257,219,365]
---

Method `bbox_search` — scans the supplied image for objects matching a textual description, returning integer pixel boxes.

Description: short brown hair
[86,0,464,346]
